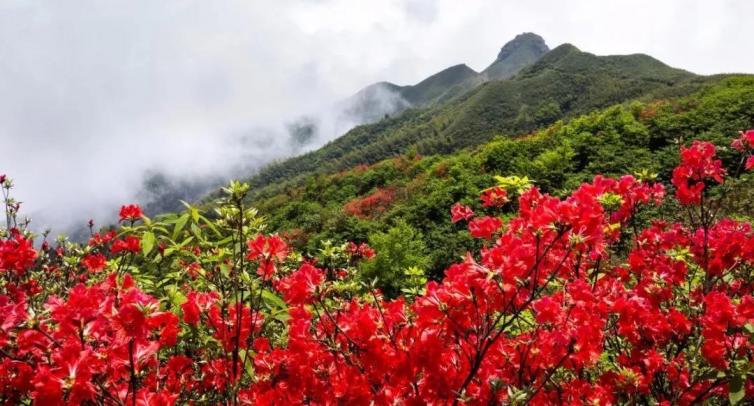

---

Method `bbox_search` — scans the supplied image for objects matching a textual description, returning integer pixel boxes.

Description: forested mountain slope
[244,43,701,199]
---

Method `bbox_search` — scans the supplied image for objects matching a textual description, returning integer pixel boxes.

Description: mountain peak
[482,32,549,80]
[495,32,549,62]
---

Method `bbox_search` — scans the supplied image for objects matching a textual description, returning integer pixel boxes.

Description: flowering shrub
[1,134,754,405]
[343,187,398,219]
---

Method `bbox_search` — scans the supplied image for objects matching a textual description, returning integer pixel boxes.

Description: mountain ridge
[237,38,704,200]
[340,32,550,123]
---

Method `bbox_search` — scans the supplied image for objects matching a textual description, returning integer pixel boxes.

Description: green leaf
[172,213,190,240]
[199,215,223,237]
[190,223,203,239]
[142,231,156,256]
[729,374,745,405]
[261,290,287,310]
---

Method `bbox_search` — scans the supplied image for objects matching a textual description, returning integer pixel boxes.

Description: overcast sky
[1,0,753,234]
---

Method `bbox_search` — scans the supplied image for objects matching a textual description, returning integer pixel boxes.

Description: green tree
[360,220,430,297]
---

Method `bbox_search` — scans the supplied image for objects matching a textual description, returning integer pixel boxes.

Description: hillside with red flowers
[3,37,754,406]
[5,0,754,402]
[250,76,754,287]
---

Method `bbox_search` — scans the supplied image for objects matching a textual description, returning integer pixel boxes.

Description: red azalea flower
[359,244,375,259]
[81,253,107,272]
[346,242,376,259]
[247,234,288,262]
[181,292,202,325]
[480,187,508,207]
[256,260,276,281]
[0,230,37,276]
[671,141,725,205]
[119,204,144,223]
[88,230,116,247]
[147,311,180,347]
[731,129,754,151]
[116,303,148,338]
[450,203,474,223]
[110,235,141,254]
[468,216,502,239]
[274,263,324,305]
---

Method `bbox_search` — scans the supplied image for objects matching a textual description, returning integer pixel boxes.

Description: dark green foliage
[360,220,430,297]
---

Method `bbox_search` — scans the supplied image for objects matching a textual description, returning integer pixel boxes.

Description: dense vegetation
[3,130,754,404]
[251,76,754,292]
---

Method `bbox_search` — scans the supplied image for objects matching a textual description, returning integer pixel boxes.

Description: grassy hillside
[244,44,702,199]
[249,76,754,288]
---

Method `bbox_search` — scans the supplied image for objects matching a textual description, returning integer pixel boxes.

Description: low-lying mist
[0,1,414,237]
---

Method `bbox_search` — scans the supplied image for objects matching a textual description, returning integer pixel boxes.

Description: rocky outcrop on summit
[482,32,550,80]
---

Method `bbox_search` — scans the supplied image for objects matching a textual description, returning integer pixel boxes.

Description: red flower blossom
[119,204,144,223]
[181,295,201,326]
[81,253,107,272]
[110,235,141,254]
[343,187,397,219]
[468,216,502,239]
[731,129,754,151]
[346,242,376,259]
[480,187,508,207]
[247,235,288,262]
[148,311,180,347]
[0,230,37,276]
[671,141,725,205]
[274,263,324,305]
[450,203,474,223]
[88,230,116,247]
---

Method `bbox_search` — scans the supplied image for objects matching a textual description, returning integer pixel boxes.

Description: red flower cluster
[110,235,141,254]
[480,186,508,207]
[732,129,754,170]
[119,204,144,223]
[671,141,725,205]
[81,253,107,272]
[0,230,36,276]
[1,274,180,404]
[346,241,376,259]
[247,234,288,280]
[273,263,324,305]
[450,202,474,223]
[468,215,503,239]
[343,187,397,219]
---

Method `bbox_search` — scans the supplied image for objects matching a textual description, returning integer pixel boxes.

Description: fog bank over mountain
[0,0,752,235]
